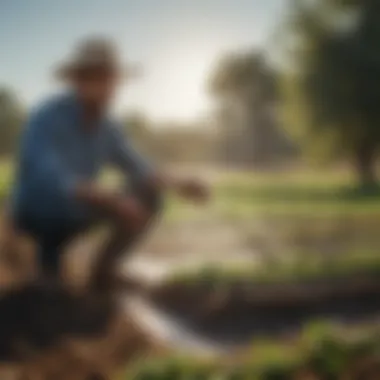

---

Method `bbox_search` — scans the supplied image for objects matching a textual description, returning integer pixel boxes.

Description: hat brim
[55,61,142,80]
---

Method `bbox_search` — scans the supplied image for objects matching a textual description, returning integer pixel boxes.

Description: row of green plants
[166,251,380,287]
[126,322,380,380]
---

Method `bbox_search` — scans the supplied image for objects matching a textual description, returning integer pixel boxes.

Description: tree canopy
[285,0,380,185]
[209,51,294,167]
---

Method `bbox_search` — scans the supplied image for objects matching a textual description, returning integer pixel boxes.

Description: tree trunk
[355,140,377,188]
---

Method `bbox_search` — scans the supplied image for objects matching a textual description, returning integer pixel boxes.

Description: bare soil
[0,226,154,380]
[150,275,380,345]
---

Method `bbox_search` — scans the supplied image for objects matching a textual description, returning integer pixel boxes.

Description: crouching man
[10,37,208,290]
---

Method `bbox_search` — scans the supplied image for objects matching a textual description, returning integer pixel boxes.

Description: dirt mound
[0,281,153,380]
[0,283,114,360]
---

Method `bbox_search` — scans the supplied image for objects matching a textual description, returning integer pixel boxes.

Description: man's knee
[132,181,163,226]
[137,182,164,216]
[115,188,162,237]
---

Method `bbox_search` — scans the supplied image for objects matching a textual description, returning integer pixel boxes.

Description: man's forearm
[73,182,151,231]
[148,172,209,202]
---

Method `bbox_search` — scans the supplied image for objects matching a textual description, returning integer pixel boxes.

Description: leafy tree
[210,52,277,104]
[285,0,380,186]
[209,51,293,167]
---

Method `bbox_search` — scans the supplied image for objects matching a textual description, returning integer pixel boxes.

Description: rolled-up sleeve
[107,123,154,182]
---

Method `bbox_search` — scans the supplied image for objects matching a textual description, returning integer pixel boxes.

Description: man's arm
[106,124,209,202]
[106,124,154,184]
[75,123,209,231]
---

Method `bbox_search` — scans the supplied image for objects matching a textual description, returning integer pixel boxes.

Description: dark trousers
[15,184,162,286]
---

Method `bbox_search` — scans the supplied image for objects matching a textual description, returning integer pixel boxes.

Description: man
[11,37,208,289]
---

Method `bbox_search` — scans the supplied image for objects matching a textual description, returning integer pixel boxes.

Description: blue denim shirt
[12,93,153,223]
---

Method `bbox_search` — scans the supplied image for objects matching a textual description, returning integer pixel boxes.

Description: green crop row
[126,322,380,380]
[166,252,380,287]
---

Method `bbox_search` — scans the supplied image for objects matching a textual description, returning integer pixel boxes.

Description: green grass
[125,322,380,379]
[165,169,380,221]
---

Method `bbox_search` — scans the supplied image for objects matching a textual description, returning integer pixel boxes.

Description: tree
[209,51,294,167]
[0,87,24,157]
[285,0,380,186]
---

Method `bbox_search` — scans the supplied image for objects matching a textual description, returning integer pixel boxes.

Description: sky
[0,0,287,122]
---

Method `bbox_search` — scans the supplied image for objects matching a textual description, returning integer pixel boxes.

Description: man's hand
[175,178,210,203]
[149,174,210,203]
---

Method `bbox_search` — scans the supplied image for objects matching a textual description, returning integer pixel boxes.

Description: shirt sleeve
[107,123,154,182]
[20,105,77,198]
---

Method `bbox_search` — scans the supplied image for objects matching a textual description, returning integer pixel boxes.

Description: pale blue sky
[0,0,287,121]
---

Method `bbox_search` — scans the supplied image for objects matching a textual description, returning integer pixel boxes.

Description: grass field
[130,168,380,379]
[164,169,380,221]
[3,162,380,219]
[1,163,380,379]
[3,163,380,273]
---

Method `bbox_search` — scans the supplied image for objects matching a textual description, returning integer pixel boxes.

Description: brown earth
[0,222,155,380]
[149,276,380,344]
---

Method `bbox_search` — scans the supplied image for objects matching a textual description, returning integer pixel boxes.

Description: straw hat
[55,37,140,79]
